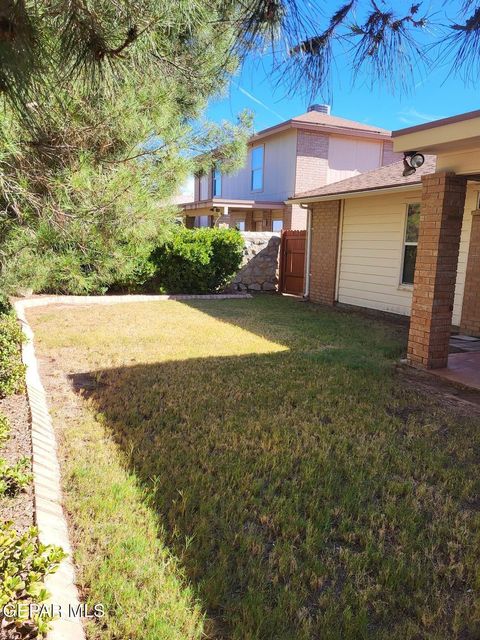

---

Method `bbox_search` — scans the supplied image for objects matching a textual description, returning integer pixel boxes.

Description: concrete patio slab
[430,352,480,391]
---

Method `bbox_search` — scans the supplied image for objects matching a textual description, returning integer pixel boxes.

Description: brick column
[262,210,272,231]
[245,211,254,231]
[407,172,467,369]
[460,210,480,336]
[309,200,341,305]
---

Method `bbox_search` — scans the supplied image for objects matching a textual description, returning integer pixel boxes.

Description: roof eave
[288,182,422,204]
[249,121,392,145]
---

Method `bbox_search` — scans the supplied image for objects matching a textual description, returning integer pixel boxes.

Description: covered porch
[393,110,480,388]
[181,198,286,231]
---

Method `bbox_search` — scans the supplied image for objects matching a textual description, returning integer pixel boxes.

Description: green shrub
[0,315,26,398]
[149,227,244,294]
[0,293,12,316]
[0,457,32,497]
[0,523,66,638]
[0,413,10,447]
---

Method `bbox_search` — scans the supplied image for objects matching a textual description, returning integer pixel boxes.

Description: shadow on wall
[229,232,281,293]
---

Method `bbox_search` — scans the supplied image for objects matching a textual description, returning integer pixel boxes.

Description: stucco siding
[337,191,420,316]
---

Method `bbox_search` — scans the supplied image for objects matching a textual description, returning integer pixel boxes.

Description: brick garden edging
[15,300,86,640]
[14,293,251,640]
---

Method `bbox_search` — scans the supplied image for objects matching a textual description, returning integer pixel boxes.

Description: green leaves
[0,456,32,497]
[0,523,66,635]
[149,227,244,294]
[0,314,26,398]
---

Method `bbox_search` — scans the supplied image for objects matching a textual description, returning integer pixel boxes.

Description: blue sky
[206,1,479,133]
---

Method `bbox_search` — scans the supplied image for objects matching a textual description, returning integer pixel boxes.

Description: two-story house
[182,104,402,231]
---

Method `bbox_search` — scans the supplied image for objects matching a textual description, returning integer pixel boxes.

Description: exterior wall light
[403,152,425,177]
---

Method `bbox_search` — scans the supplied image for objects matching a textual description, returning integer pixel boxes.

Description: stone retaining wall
[230,232,281,293]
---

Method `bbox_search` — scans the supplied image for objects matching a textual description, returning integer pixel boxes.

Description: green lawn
[28,296,480,640]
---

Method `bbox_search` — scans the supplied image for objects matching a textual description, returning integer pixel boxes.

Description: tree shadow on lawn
[69,324,479,640]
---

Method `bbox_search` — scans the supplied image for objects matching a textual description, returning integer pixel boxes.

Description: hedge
[0,307,26,398]
[149,227,244,294]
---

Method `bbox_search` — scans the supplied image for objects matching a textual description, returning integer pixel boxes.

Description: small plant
[149,227,244,294]
[0,314,26,398]
[0,293,12,316]
[0,523,66,638]
[0,412,10,447]
[0,457,32,497]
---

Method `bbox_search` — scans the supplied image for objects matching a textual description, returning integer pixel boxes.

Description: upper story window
[251,145,264,192]
[212,166,222,197]
[401,203,420,285]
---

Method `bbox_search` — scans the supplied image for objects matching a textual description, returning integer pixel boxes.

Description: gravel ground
[0,392,34,532]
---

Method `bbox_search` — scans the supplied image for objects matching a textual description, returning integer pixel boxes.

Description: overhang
[288,183,422,205]
[181,198,285,213]
[392,110,480,174]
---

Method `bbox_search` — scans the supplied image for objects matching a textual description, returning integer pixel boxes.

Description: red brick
[407,173,467,369]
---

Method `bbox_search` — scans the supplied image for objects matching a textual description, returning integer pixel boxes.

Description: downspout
[302,203,312,299]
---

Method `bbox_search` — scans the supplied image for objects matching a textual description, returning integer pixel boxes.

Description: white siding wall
[220,130,297,201]
[327,137,383,184]
[336,187,475,321]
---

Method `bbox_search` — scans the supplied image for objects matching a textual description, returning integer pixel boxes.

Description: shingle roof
[291,110,390,135]
[250,110,392,143]
[292,155,437,201]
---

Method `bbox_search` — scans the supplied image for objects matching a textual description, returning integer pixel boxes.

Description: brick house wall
[309,200,341,305]
[407,172,467,369]
[460,210,480,336]
[295,131,329,194]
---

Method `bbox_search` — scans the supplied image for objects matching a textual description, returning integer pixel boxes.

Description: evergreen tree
[0,1,477,292]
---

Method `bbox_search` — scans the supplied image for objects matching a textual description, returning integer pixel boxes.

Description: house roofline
[288,182,422,204]
[249,120,392,145]
[392,109,480,138]
[182,198,285,212]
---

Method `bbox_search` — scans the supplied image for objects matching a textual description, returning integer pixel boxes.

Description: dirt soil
[0,392,34,532]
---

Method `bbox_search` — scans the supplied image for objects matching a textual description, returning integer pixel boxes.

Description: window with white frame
[251,145,264,191]
[212,166,222,197]
[401,203,420,285]
[236,220,245,231]
[272,219,283,232]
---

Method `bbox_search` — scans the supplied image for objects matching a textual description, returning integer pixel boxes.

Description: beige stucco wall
[336,186,475,320]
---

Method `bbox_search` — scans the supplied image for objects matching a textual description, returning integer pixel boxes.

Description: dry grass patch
[28,297,480,640]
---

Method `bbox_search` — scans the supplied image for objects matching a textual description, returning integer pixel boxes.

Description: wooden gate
[279,230,306,295]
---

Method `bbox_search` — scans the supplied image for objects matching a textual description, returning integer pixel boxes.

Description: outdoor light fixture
[402,151,425,177]
[210,206,221,214]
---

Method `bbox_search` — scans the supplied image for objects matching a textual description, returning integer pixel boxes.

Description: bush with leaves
[0,413,9,447]
[0,523,66,638]
[0,458,32,498]
[0,315,26,398]
[0,294,12,316]
[149,227,244,294]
